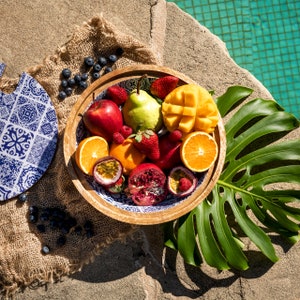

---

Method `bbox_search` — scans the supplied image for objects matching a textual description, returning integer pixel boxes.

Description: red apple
[83,99,123,142]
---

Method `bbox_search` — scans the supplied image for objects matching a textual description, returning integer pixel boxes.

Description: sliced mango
[162,84,219,134]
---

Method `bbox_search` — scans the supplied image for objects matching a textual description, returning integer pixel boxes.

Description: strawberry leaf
[164,85,300,270]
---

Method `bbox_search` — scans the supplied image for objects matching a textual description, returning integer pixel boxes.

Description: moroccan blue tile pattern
[0,63,58,200]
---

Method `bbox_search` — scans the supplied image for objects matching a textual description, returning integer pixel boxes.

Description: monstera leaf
[164,86,300,270]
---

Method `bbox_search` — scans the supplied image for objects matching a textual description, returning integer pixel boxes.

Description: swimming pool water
[169,0,300,118]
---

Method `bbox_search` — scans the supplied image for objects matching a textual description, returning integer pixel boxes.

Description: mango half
[161,84,219,134]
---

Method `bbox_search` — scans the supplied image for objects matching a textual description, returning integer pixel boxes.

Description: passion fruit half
[167,166,197,197]
[93,156,123,187]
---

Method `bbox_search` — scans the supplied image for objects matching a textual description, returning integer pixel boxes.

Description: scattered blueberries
[81,73,89,81]
[58,48,124,100]
[67,78,76,87]
[41,245,50,255]
[61,79,68,88]
[98,56,107,67]
[65,86,73,96]
[18,193,27,202]
[84,57,94,67]
[61,68,72,79]
[92,72,100,80]
[93,63,101,72]
[28,205,95,254]
[108,54,117,63]
[58,90,67,100]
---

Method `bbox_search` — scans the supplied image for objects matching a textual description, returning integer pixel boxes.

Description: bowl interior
[64,65,226,225]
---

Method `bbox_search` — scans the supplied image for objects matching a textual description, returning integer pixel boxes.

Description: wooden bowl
[63,65,226,225]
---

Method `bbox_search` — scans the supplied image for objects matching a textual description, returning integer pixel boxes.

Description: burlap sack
[0,15,158,298]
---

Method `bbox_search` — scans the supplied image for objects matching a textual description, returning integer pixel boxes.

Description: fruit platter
[63,65,226,225]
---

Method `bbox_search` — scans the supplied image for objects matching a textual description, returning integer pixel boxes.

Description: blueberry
[81,73,89,81]
[78,81,88,89]
[93,63,101,72]
[65,87,73,96]
[67,78,76,87]
[92,72,100,80]
[115,47,124,56]
[58,91,67,100]
[29,206,38,214]
[61,79,68,88]
[37,224,46,233]
[18,193,27,202]
[98,56,107,66]
[104,67,112,74]
[41,245,50,254]
[61,68,71,79]
[29,214,38,223]
[57,235,66,247]
[84,57,94,67]
[108,54,117,63]
[74,74,82,84]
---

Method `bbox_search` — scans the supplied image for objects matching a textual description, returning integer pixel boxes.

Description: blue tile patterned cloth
[0,63,58,200]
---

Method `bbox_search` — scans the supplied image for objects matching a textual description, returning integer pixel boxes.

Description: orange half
[180,131,218,172]
[75,136,109,175]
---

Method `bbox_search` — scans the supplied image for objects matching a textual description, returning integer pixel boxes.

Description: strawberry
[131,129,160,160]
[150,75,179,99]
[152,131,182,170]
[106,85,128,106]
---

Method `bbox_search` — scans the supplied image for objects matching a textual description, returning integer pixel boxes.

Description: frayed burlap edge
[0,14,159,299]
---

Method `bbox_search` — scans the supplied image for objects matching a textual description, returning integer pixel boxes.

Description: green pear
[122,84,163,132]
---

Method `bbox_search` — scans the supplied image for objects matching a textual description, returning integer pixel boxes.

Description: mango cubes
[161,84,219,134]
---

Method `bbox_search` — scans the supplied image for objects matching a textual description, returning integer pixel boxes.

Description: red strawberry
[106,85,128,106]
[150,75,179,99]
[152,131,182,170]
[119,125,133,139]
[131,129,160,161]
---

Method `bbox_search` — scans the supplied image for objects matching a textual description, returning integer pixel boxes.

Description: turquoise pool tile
[168,0,300,118]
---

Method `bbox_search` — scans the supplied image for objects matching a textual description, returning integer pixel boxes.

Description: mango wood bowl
[63,64,226,225]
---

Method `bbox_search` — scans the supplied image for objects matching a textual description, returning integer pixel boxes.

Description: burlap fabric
[0,15,158,298]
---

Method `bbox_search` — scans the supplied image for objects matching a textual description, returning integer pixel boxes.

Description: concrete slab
[0,1,299,299]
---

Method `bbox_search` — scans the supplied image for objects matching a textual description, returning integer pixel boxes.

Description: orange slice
[75,136,109,175]
[180,131,218,172]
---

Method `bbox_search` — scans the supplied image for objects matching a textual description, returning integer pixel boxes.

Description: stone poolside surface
[1,0,299,299]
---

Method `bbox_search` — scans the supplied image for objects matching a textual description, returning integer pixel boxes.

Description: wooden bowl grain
[63,64,226,225]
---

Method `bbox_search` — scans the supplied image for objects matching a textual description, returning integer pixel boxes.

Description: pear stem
[137,74,148,95]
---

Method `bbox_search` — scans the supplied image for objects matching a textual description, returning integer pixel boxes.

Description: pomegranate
[127,163,167,206]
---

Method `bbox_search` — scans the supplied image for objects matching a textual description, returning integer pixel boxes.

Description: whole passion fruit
[167,166,197,197]
[93,156,123,186]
